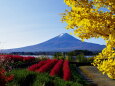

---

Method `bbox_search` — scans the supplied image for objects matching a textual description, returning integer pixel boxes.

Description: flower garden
[0,54,91,86]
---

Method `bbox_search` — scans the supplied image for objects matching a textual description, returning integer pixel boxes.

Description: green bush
[87,57,94,63]
[76,54,88,62]
[65,56,73,61]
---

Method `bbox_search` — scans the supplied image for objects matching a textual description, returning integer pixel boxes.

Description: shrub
[76,54,87,62]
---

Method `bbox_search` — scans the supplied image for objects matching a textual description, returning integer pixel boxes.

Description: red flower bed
[50,59,63,76]
[63,60,71,81]
[36,59,58,73]
[27,59,71,81]
[23,56,35,62]
[28,60,48,71]
[0,55,35,62]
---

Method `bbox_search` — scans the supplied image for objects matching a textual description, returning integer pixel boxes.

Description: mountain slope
[3,33,105,52]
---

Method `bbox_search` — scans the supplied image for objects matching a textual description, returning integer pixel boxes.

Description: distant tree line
[6,50,100,56]
[10,52,56,55]
[67,50,100,56]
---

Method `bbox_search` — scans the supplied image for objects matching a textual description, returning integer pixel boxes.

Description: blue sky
[0,0,105,49]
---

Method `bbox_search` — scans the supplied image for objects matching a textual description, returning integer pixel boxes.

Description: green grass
[70,64,90,85]
[7,69,84,86]
[7,63,91,86]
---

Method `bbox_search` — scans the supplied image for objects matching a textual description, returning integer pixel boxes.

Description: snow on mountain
[2,33,105,53]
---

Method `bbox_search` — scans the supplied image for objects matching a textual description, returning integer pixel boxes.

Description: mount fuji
[2,33,105,53]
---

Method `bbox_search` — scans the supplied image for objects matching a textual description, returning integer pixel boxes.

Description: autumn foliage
[62,0,115,79]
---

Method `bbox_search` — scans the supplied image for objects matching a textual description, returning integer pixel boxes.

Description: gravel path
[79,66,115,86]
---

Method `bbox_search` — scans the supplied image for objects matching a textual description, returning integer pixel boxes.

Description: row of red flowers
[0,55,35,62]
[27,59,71,81]
[63,60,71,81]
[36,59,58,73]
[28,60,48,71]
[50,59,63,76]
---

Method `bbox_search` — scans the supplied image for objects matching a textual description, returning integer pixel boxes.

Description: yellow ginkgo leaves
[62,0,115,79]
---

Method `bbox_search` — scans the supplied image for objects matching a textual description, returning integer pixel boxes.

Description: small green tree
[76,54,87,62]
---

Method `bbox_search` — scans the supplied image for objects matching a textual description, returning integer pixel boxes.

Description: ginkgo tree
[61,0,115,79]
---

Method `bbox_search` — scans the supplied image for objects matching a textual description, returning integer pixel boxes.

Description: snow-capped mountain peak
[58,33,68,37]
[59,33,65,37]
[3,33,105,53]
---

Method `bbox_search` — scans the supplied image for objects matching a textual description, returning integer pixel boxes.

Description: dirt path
[79,66,115,86]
